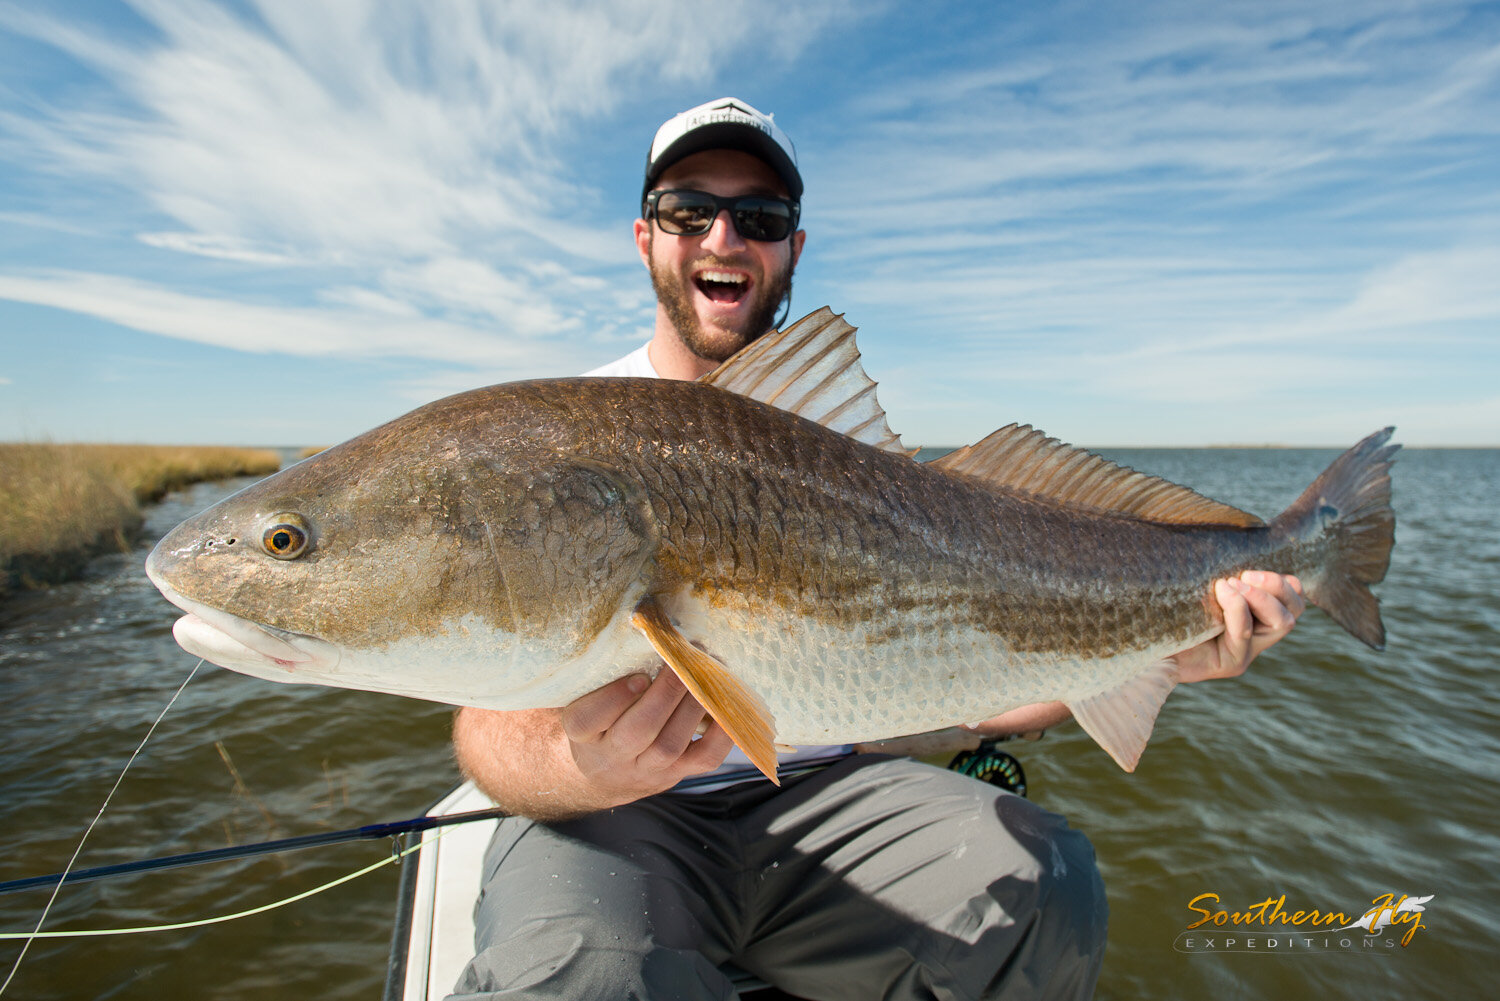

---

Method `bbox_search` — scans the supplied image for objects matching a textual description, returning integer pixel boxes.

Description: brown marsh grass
[0,443,281,592]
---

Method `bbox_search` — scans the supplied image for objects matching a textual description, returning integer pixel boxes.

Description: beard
[648,242,795,363]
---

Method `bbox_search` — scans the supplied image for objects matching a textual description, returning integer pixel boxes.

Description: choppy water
[1,446,1494,999]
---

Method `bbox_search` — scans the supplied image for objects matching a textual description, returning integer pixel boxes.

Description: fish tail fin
[1270,427,1399,650]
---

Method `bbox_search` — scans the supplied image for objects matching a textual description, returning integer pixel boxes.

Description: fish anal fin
[931,424,1264,528]
[630,598,780,784]
[1065,659,1180,772]
[700,307,913,456]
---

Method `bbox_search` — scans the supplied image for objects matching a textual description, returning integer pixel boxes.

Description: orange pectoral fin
[630,598,780,785]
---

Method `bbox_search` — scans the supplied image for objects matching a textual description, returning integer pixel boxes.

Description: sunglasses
[644,189,800,242]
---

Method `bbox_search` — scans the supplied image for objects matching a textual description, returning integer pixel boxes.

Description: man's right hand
[453,669,734,820]
[562,669,735,803]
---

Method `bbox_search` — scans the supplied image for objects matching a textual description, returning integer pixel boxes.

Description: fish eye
[261,513,311,560]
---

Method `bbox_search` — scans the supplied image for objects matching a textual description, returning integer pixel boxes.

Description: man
[450,97,1306,1000]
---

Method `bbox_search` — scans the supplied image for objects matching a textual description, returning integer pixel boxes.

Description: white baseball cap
[642,96,802,206]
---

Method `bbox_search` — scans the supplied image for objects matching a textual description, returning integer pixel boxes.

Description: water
[1,447,1495,998]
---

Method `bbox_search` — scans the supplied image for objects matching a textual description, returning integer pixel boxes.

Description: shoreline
[0,443,281,596]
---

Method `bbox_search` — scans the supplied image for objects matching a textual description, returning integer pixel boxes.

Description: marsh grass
[0,443,281,592]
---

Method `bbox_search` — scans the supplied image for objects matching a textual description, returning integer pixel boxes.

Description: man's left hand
[1174,570,1306,683]
[937,569,1308,742]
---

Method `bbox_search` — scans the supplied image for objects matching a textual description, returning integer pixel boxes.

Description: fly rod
[0,807,507,896]
[0,753,860,897]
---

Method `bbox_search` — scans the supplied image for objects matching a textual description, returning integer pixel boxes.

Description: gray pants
[450,755,1106,1000]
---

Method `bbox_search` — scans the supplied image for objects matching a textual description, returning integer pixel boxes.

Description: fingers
[1174,571,1309,685]
[1246,570,1306,621]
[561,668,725,784]
[676,720,735,776]
[1236,570,1304,640]
[637,681,715,770]
[620,674,731,777]
[1202,571,1304,679]
[561,673,651,744]
[606,670,697,755]
[1213,578,1254,678]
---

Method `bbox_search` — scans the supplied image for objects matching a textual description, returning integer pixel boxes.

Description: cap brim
[644,123,802,203]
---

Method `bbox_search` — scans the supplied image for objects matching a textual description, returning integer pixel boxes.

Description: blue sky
[1,0,1497,448]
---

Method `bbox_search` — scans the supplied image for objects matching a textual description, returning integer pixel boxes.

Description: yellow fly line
[0,829,442,940]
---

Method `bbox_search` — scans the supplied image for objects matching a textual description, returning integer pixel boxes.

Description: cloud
[818,1,1500,244]
[0,269,550,370]
[137,232,306,265]
[0,0,1494,447]
[1324,245,1500,333]
[0,0,846,265]
[0,211,100,237]
[823,238,1499,446]
[790,3,1500,446]
[0,0,861,390]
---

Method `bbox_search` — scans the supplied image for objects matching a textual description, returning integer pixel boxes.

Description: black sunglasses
[644,189,800,242]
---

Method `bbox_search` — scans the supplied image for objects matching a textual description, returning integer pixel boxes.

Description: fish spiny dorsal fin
[930,424,1265,528]
[700,307,913,456]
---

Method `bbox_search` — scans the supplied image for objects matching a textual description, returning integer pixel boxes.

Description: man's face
[635,149,806,363]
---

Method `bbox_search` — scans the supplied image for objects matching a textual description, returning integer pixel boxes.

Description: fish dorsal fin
[930,424,1265,528]
[701,307,913,455]
[630,597,780,784]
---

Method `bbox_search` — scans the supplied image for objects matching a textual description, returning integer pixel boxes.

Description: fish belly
[664,595,1216,745]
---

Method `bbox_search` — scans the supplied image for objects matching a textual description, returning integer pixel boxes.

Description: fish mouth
[146,566,341,679]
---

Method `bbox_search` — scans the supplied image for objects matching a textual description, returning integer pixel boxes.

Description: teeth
[698,270,747,285]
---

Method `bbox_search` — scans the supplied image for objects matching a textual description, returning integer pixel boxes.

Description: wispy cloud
[0,0,1494,445]
[0,0,852,351]
[0,270,552,371]
[821,3,1500,238]
[136,232,306,265]
[784,1,1500,445]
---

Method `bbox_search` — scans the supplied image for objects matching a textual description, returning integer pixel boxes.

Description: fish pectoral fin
[630,598,780,785]
[1065,659,1180,772]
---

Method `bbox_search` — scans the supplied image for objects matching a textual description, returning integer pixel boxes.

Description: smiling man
[609,100,806,379]
[448,97,1305,1001]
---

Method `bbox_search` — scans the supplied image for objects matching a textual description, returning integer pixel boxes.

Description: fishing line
[0,752,860,962]
[0,828,443,940]
[0,659,201,996]
[0,806,511,895]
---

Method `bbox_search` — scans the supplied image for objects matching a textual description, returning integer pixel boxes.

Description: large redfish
[145,308,1397,781]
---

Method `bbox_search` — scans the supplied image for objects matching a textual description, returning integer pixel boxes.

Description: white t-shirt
[584,342,851,789]
[584,342,658,378]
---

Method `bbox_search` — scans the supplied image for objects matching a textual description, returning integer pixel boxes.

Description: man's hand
[453,669,734,820]
[1174,569,1306,682]
[960,569,1307,741]
[562,670,734,804]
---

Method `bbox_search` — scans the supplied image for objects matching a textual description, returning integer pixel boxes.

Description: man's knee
[451,815,735,999]
[452,933,733,1000]
[967,795,1107,1000]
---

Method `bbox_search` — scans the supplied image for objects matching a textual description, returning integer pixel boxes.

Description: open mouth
[694,269,750,304]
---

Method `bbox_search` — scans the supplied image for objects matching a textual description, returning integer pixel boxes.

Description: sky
[0,0,1497,448]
